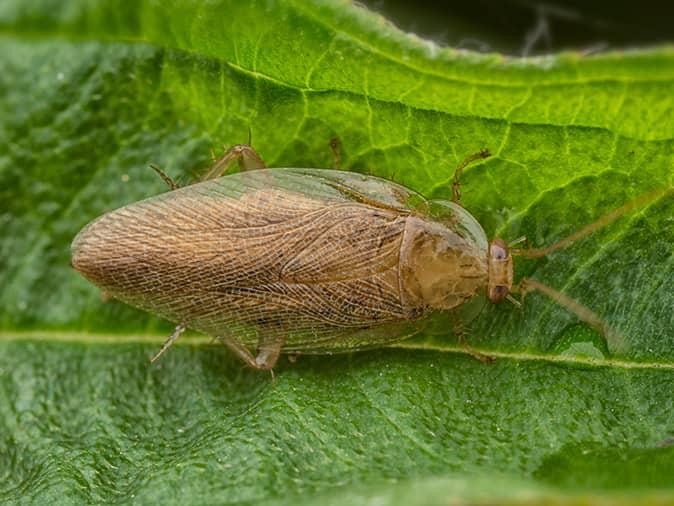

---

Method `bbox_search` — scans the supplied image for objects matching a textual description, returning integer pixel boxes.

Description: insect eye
[491,242,508,260]
[489,284,509,303]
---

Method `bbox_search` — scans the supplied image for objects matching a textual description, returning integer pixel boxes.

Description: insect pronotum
[71,141,670,371]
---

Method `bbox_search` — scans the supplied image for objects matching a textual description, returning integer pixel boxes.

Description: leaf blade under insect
[1,1,673,505]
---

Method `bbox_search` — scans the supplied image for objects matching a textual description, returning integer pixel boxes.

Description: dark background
[363,0,674,55]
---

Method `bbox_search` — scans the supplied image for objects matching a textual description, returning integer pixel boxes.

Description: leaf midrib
[2,331,672,370]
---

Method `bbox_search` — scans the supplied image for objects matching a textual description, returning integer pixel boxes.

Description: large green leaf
[1,1,672,504]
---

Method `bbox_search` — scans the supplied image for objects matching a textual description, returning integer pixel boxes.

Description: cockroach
[71,142,669,371]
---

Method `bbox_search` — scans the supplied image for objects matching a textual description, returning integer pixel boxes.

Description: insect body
[71,144,666,370]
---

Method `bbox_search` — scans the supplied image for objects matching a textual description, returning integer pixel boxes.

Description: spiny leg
[149,139,268,189]
[452,148,491,204]
[256,338,284,372]
[217,334,284,374]
[150,322,187,363]
[329,137,342,170]
[149,164,180,190]
[217,336,259,367]
[450,314,494,364]
[203,144,266,181]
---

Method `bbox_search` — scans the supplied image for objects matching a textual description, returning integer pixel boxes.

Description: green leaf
[1,1,673,504]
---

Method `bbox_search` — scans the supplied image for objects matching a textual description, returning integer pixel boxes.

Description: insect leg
[459,339,494,364]
[448,311,494,363]
[329,137,342,170]
[255,337,284,370]
[149,164,180,190]
[452,149,491,204]
[150,322,187,363]
[217,336,259,366]
[217,335,283,371]
[203,144,267,181]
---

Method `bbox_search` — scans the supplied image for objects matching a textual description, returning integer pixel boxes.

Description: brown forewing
[72,170,421,351]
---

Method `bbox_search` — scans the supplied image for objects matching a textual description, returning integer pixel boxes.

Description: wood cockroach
[71,141,669,371]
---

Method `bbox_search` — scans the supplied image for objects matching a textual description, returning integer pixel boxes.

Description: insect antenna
[150,323,187,363]
[505,294,521,307]
[508,236,528,248]
[512,187,671,259]
[509,187,671,352]
[515,278,624,352]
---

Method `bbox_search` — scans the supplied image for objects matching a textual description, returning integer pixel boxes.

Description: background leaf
[1,1,673,504]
